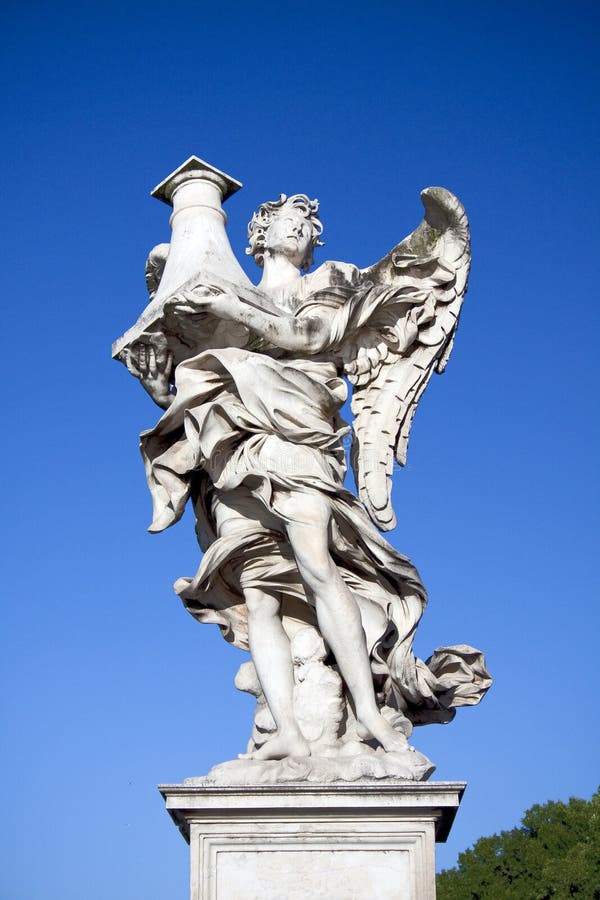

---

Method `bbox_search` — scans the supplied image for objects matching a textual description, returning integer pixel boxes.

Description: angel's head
[246,194,324,272]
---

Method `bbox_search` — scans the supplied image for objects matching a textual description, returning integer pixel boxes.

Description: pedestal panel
[159,781,464,900]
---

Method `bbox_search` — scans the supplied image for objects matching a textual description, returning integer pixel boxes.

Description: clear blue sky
[2,1,598,896]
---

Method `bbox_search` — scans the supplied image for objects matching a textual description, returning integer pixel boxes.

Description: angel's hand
[126,334,174,409]
[170,286,239,321]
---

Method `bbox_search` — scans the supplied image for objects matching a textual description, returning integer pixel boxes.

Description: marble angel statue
[115,158,491,781]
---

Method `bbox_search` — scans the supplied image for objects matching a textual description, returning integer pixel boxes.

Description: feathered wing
[347,187,470,531]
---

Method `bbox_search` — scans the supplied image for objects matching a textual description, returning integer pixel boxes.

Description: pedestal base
[159,780,465,900]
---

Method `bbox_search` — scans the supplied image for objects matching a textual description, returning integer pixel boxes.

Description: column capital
[150,156,243,206]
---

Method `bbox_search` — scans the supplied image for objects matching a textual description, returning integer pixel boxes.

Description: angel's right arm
[126,340,174,409]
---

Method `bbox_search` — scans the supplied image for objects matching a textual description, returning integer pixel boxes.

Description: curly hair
[246,193,324,272]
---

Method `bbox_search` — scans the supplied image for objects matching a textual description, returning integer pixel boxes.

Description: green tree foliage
[437,788,600,899]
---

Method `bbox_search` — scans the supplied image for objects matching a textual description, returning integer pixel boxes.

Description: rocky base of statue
[160,780,465,900]
[190,747,435,786]
[199,627,435,785]
[189,744,434,786]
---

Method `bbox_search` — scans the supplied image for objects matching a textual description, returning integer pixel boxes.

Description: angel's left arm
[173,288,334,354]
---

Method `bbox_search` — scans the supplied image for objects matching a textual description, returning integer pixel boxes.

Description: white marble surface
[115,157,491,782]
[159,780,465,899]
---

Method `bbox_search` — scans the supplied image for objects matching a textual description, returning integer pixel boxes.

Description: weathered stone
[114,156,491,776]
[159,780,465,900]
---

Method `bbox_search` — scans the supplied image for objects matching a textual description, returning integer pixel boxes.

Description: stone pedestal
[159,780,465,900]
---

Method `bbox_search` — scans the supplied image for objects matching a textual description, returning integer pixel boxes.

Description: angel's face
[264,209,312,269]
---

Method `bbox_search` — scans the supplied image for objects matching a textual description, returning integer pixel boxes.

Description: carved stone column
[159,780,465,900]
[150,156,250,301]
[112,156,256,367]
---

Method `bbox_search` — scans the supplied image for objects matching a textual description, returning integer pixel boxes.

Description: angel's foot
[240,730,310,761]
[358,712,410,753]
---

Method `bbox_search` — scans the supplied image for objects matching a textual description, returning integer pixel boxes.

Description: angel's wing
[347,187,470,531]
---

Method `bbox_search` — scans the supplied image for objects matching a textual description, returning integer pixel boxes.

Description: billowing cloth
[140,284,491,721]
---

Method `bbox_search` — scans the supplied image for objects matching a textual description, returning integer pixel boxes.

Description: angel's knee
[244,588,280,619]
[287,530,335,593]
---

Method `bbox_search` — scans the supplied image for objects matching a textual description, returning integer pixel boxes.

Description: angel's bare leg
[280,491,408,753]
[243,588,309,760]
[210,489,309,760]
